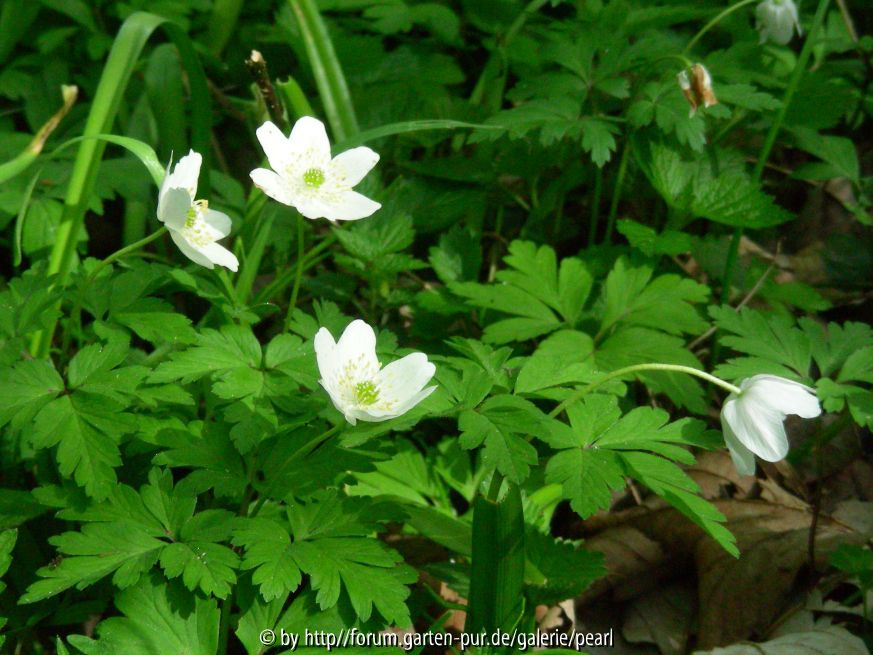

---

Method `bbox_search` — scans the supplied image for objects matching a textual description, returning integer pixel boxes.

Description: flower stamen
[302,167,325,188]
[355,380,380,406]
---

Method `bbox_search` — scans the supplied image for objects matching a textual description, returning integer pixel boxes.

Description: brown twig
[245,50,286,130]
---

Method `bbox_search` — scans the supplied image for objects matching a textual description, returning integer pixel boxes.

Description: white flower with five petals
[720,374,821,475]
[756,0,802,45]
[314,319,436,425]
[250,117,380,222]
[157,150,238,271]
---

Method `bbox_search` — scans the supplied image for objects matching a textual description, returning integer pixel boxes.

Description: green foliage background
[0,0,871,653]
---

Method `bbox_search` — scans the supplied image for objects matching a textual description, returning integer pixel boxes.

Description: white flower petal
[335,319,379,372]
[721,409,757,476]
[169,229,215,269]
[250,167,298,207]
[255,122,292,175]
[389,385,437,417]
[743,374,821,419]
[157,186,192,230]
[198,241,239,272]
[166,150,201,197]
[329,147,380,188]
[202,208,232,238]
[314,327,339,381]
[720,373,821,474]
[301,190,380,222]
[288,116,331,165]
[378,352,436,404]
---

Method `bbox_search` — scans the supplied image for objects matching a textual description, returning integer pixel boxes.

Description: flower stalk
[548,363,742,419]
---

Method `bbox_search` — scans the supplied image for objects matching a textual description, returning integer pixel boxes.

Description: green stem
[284,213,307,330]
[277,76,315,120]
[548,363,741,418]
[719,0,831,305]
[235,211,273,305]
[588,166,603,247]
[683,0,760,54]
[486,471,505,502]
[604,139,630,245]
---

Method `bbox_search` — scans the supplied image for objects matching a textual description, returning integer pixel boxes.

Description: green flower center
[185,199,208,228]
[355,380,379,405]
[302,167,325,188]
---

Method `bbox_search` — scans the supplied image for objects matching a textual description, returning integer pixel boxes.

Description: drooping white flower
[157,150,239,271]
[250,117,380,222]
[756,0,802,46]
[314,319,436,425]
[677,63,718,116]
[720,374,821,475]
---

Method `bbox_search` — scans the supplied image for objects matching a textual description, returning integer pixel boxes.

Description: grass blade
[31,12,212,357]
[466,477,526,636]
[289,0,358,140]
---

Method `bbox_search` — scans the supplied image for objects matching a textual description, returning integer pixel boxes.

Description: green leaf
[546,447,625,518]
[623,452,737,557]
[159,541,238,599]
[31,394,132,499]
[579,118,619,167]
[68,572,219,655]
[690,171,793,229]
[525,529,605,606]
[149,325,263,399]
[544,395,733,555]
[711,306,812,380]
[234,492,415,625]
[459,395,551,483]
[791,127,859,183]
[451,241,592,344]
[599,258,709,337]
[23,470,238,602]
[716,83,781,112]
[596,327,706,412]
[0,358,63,429]
[233,518,301,602]
[617,219,692,256]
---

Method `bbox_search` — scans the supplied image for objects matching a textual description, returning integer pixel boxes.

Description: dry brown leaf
[691,625,868,655]
[758,478,809,510]
[579,526,667,603]
[688,451,756,500]
[830,500,873,537]
[622,582,696,655]
[694,501,863,648]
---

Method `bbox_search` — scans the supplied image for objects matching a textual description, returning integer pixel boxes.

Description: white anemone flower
[314,319,436,426]
[250,117,380,222]
[157,150,238,271]
[720,374,821,475]
[756,0,802,46]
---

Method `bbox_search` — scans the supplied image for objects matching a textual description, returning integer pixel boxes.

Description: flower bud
[756,0,802,45]
[677,63,718,116]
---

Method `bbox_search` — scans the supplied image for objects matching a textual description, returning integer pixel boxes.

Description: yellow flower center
[302,167,325,188]
[185,199,209,228]
[355,380,379,405]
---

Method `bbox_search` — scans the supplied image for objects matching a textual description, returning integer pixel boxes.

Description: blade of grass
[0,85,77,185]
[289,0,358,141]
[466,474,526,635]
[12,170,42,267]
[145,44,188,160]
[207,0,244,56]
[31,12,212,357]
[332,119,504,153]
